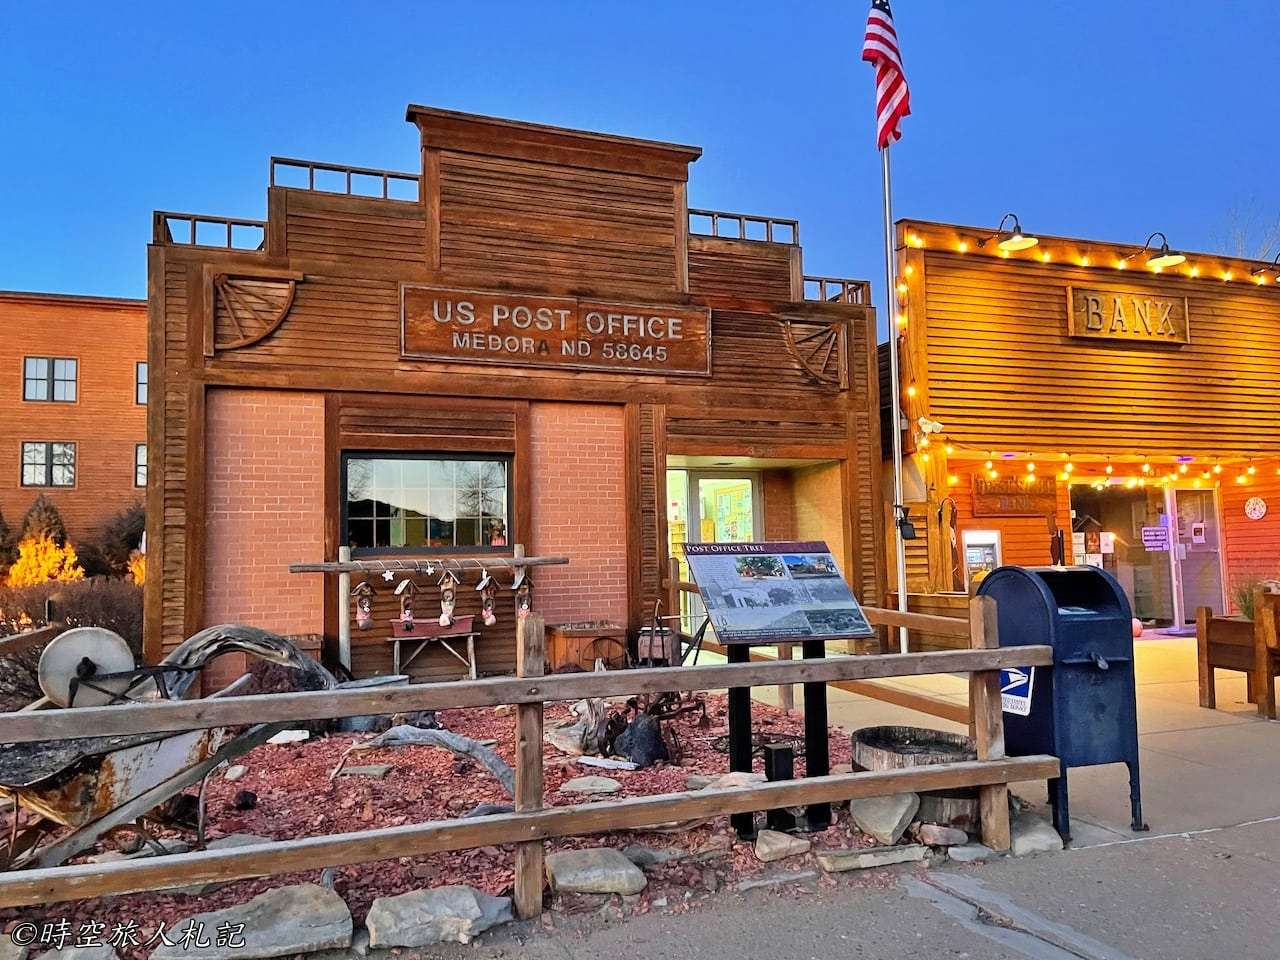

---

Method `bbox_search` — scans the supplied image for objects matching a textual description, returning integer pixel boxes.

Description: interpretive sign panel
[682,540,874,644]
[401,284,711,376]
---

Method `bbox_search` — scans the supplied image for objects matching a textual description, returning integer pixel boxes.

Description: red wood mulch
[1,693,877,948]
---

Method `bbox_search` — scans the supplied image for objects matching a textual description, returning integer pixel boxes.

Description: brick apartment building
[0,290,149,547]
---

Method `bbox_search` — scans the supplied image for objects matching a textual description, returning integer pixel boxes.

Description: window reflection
[345,454,509,552]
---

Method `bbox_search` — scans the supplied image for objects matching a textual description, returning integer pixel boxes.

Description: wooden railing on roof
[688,207,799,245]
[152,211,266,250]
[0,610,1055,912]
[803,275,872,306]
[270,156,421,202]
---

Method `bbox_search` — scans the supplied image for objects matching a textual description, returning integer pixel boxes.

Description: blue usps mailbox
[978,565,1147,841]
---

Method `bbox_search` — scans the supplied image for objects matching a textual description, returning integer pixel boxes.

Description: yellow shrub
[128,550,146,585]
[5,535,85,587]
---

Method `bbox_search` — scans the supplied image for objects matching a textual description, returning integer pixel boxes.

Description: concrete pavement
[370,817,1280,960]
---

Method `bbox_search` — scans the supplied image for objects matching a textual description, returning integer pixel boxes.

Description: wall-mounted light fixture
[1250,253,1280,282]
[1127,231,1186,270]
[976,213,1039,253]
[894,504,918,541]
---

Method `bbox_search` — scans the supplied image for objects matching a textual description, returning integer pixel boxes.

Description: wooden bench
[1197,590,1279,719]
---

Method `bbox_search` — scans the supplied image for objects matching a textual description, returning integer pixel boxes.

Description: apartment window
[342,453,510,553]
[22,442,76,487]
[135,443,148,487]
[23,357,77,402]
[135,362,148,405]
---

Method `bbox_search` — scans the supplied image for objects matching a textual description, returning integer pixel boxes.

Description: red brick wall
[203,388,325,685]
[529,402,628,625]
[1221,472,1280,613]
[794,462,846,566]
[0,292,147,546]
[762,470,794,540]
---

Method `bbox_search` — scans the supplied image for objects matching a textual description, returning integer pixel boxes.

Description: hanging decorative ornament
[394,579,418,632]
[476,567,497,627]
[439,570,461,627]
[515,577,534,620]
[352,579,376,631]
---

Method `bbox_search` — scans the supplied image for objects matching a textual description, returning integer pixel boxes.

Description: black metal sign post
[799,638,831,831]
[726,645,757,839]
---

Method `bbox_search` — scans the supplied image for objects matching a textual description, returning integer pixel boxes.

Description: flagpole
[880,144,910,654]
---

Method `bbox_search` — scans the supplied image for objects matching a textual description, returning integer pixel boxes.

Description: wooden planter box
[546,621,627,672]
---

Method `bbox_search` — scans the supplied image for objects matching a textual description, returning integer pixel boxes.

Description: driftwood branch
[334,724,515,797]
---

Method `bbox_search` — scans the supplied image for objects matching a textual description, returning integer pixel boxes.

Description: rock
[265,729,310,745]
[349,929,370,958]
[684,774,714,790]
[558,775,621,795]
[34,947,116,960]
[223,764,248,782]
[545,848,647,895]
[233,790,257,810]
[150,883,351,959]
[463,802,515,818]
[339,764,394,779]
[1011,816,1064,856]
[918,823,969,847]
[753,829,811,863]
[708,771,767,790]
[848,792,920,845]
[948,843,995,863]
[830,763,853,774]
[621,844,676,868]
[817,844,928,873]
[365,885,512,947]
[736,869,819,892]
[167,835,272,894]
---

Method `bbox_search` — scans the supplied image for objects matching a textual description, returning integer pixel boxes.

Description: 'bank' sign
[401,284,711,376]
[1065,286,1190,345]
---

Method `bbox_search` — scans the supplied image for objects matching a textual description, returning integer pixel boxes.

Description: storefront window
[343,453,509,553]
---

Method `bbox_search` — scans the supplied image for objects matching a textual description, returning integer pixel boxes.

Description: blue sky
[3,1,1277,314]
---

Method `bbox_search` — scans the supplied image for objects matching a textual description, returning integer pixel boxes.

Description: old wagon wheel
[781,318,846,387]
[209,273,302,354]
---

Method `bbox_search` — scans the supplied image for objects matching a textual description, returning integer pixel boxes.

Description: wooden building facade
[144,106,882,682]
[887,218,1280,640]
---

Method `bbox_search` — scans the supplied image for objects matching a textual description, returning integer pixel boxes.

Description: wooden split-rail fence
[0,598,1055,915]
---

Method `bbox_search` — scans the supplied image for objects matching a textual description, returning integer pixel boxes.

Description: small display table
[387,616,479,679]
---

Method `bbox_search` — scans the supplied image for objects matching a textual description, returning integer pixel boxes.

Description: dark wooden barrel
[852,725,979,831]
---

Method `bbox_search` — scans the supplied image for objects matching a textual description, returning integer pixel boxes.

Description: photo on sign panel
[683,540,874,645]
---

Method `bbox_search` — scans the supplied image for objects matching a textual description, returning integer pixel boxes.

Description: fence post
[337,545,352,672]
[968,594,1010,851]
[514,608,546,918]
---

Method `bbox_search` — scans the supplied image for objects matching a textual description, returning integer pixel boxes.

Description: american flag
[862,0,911,149]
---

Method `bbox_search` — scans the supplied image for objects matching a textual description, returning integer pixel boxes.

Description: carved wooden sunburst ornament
[204,270,303,356]
[780,317,847,387]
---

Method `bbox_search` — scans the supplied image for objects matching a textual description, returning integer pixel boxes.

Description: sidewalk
[387,816,1280,960]
[746,635,1280,844]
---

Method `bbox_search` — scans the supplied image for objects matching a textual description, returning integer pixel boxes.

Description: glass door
[666,470,762,632]
[1172,488,1224,624]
